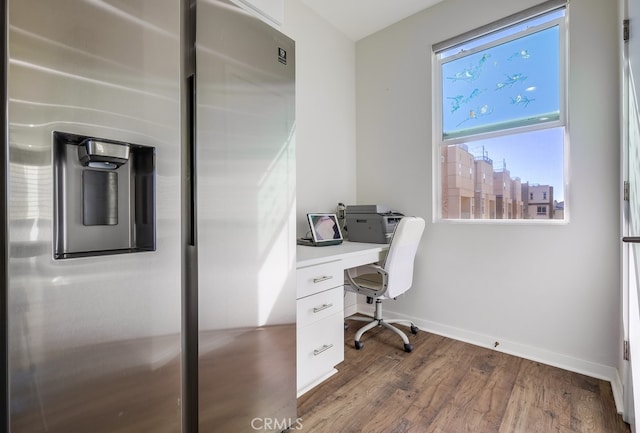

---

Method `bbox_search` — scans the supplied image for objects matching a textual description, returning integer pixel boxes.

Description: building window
[434,1,566,221]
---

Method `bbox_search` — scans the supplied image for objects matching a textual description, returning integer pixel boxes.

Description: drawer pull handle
[313,344,334,356]
[313,303,334,313]
[313,275,333,283]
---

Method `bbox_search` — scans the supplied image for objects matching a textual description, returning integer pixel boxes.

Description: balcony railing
[474,155,493,165]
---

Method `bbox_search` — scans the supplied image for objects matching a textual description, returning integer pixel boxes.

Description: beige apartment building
[442,144,475,218]
[442,143,552,219]
[523,184,555,219]
[493,167,513,219]
[511,177,523,219]
[474,155,495,219]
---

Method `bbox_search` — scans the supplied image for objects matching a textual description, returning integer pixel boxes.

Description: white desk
[297,240,388,269]
[295,241,388,396]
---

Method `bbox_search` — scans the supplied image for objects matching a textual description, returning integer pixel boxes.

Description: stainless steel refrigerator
[1,0,297,432]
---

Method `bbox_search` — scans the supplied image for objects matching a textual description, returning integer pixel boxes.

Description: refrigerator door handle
[187,73,197,247]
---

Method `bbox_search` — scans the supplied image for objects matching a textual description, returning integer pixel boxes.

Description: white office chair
[345,216,425,352]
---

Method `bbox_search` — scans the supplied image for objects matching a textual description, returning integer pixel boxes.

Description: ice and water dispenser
[53,131,155,259]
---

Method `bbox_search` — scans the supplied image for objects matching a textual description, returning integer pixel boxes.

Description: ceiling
[301,0,445,41]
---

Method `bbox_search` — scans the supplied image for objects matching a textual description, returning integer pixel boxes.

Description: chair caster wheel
[355,340,364,350]
[410,325,419,335]
[404,343,413,353]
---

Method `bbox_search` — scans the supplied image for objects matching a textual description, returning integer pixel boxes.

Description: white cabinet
[296,263,345,396]
[231,0,284,26]
[295,242,389,396]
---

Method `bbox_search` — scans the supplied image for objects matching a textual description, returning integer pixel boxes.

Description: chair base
[347,299,418,353]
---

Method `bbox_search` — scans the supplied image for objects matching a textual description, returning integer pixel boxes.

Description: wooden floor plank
[298,321,630,433]
[499,360,575,433]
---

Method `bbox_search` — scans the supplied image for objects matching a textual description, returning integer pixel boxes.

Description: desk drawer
[297,261,343,298]
[297,286,343,328]
[297,312,344,392]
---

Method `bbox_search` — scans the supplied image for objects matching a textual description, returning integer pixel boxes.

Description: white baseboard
[611,369,625,415]
[354,304,625,414]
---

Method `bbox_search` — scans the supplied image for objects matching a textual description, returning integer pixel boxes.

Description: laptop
[297,213,343,246]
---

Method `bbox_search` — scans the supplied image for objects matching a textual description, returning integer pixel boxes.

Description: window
[434,1,566,221]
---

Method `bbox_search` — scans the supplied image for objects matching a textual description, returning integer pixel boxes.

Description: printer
[345,205,404,244]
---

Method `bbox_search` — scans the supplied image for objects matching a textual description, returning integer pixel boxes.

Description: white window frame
[432,2,569,224]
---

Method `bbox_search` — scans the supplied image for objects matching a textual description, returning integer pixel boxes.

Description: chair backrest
[382,216,425,299]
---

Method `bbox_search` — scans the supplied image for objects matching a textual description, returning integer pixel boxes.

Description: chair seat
[351,273,393,300]
[352,273,383,290]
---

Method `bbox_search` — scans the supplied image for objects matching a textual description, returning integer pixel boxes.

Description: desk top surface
[296,241,388,268]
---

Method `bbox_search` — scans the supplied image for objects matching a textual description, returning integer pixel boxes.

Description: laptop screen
[307,213,343,244]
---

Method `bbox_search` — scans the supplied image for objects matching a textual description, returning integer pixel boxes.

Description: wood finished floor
[297,321,630,433]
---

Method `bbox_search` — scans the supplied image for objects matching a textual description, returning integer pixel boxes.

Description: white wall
[355,0,622,390]
[281,0,357,237]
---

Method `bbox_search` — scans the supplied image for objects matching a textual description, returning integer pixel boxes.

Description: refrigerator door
[195,1,297,431]
[7,1,182,432]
